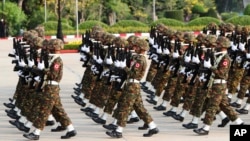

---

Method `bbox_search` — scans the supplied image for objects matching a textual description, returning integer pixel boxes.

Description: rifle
[34,47,49,92]
[199,48,214,89]
[171,39,181,77]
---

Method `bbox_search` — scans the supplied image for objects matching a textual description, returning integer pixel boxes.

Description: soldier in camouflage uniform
[145,28,174,108]
[141,24,168,95]
[229,26,249,107]
[106,38,159,138]
[172,32,202,122]
[194,36,244,135]
[23,39,77,140]
[97,35,141,130]
[226,25,246,103]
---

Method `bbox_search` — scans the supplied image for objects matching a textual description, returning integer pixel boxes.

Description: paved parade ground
[0,39,249,141]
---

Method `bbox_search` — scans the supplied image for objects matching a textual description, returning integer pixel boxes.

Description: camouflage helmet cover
[35,25,45,38]
[183,32,196,43]
[33,36,44,49]
[216,36,230,48]
[135,38,149,51]
[205,34,217,46]
[113,37,127,48]
[48,39,64,51]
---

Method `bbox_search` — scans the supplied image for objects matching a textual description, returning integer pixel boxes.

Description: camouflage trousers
[182,79,199,111]
[227,67,244,94]
[151,69,170,97]
[12,78,23,100]
[32,85,71,130]
[116,83,153,127]
[170,74,188,107]
[145,61,158,82]
[237,74,250,100]
[90,77,112,108]
[81,66,97,100]
[189,81,210,117]
[104,87,123,116]
[20,88,38,119]
[203,83,238,125]
[162,71,178,102]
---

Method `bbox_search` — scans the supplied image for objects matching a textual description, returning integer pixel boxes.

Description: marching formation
[3,22,250,140]
[4,26,77,140]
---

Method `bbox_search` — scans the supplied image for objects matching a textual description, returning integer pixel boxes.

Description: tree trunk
[18,0,24,8]
[108,12,116,26]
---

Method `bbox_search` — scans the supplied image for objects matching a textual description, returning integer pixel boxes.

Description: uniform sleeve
[45,58,63,82]
[211,57,230,79]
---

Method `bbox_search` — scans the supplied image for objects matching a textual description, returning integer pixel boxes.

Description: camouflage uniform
[202,37,239,126]
[32,39,72,130]
[115,39,154,127]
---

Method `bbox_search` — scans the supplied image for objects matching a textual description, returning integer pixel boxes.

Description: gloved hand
[34,76,41,82]
[156,47,162,54]
[168,65,175,71]
[148,37,154,45]
[204,59,212,68]
[230,41,234,47]
[114,60,120,67]
[247,53,250,59]
[231,44,238,51]
[192,55,200,64]
[17,70,23,77]
[159,61,166,66]
[199,73,207,82]
[110,75,121,82]
[38,61,45,70]
[101,69,110,77]
[186,71,193,77]
[163,48,170,55]
[28,59,35,68]
[236,56,242,63]
[172,51,179,58]
[105,56,113,65]
[80,54,87,61]
[15,55,19,61]
[18,59,26,67]
[152,54,159,62]
[120,60,126,68]
[243,61,250,69]
[25,76,32,82]
[96,57,103,64]
[153,44,158,49]
[179,67,186,75]
[184,55,191,63]
[239,42,245,51]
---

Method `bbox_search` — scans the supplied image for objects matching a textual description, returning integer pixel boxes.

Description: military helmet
[35,25,45,38]
[48,39,64,51]
[127,35,139,45]
[135,38,149,51]
[216,36,230,48]
[207,22,218,30]
[33,36,44,49]
[113,37,127,48]
[196,33,207,43]
[156,23,168,33]
[102,33,116,45]
[183,32,196,43]
[225,23,235,32]
[174,31,184,41]
[205,34,217,46]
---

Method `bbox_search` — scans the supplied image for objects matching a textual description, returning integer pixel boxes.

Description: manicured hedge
[226,15,250,26]
[186,17,221,26]
[111,20,148,27]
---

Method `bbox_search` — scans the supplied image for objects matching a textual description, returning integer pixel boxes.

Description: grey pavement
[0,39,249,141]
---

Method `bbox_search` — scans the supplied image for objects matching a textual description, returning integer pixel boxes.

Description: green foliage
[111,20,148,27]
[78,20,109,30]
[164,10,184,21]
[244,4,250,15]
[151,18,185,27]
[27,7,45,29]
[64,44,80,50]
[187,17,221,26]
[107,26,149,33]
[0,2,27,36]
[204,8,218,18]
[192,4,206,14]
[226,15,250,26]
[221,12,239,21]
[42,21,74,31]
